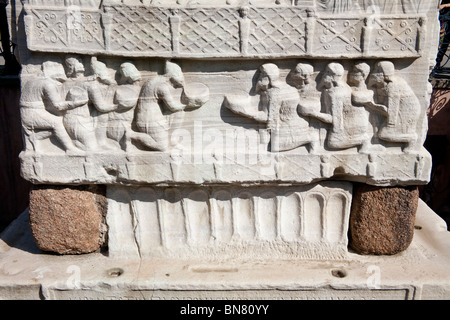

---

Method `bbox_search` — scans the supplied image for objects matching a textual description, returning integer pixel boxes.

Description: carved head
[369,61,395,88]
[119,62,141,84]
[64,55,85,78]
[91,57,116,85]
[256,63,280,92]
[42,61,67,83]
[348,62,370,86]
[320,62,344,89]
[291,63,314,88]
[165,61,184,89]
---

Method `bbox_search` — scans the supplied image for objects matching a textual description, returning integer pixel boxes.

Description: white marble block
[106,182,352,260]
[16,0,439,257]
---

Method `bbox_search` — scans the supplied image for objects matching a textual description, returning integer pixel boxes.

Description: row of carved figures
[225,59,422,154]
[20,56,422,156]
[20,56,205,154]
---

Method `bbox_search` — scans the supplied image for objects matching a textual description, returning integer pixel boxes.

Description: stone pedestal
[14,0,440,277]
[0,199,449,300]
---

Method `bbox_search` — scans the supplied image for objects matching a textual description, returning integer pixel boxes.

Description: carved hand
[364,101,388,116]
[65,99,88,110]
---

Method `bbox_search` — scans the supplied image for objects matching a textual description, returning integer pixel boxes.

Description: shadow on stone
[0,209,43,255]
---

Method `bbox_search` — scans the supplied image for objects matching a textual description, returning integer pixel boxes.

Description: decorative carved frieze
[17,55,431,185]
[18,55,433,185]
[23,2,428,59]
[106,182,352,260]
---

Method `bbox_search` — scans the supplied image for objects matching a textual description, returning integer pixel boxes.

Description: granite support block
[28,185,107,254]
[349,183,419,255]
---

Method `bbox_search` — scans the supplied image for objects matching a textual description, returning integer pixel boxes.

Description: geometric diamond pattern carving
[371,18,420,54]
[178,8,240,56]
[247,7,307,55]
[31,8,104,50]
[107,6,172,53]
[70,12,104,50]
[26,6,424,59]
[315,18,364,54]
[32,9,69,47]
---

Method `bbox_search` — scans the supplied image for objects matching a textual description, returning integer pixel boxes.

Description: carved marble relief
[106,182,352,259]
[20,56,425,155]
[368,60,421,152]
[131,60,207,152]
[20,58,209,155]
[18,0,436,186]
[16,0,438,263]
[224,60,423,154]
[23,2,427,59]
[20,61,88,154]
[18,55,432,186]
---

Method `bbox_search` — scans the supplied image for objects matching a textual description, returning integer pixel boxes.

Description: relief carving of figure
[131,60,206,152]
[225,63,316,153]
[20,61,87,154]
[87,57,119,150]
[290,63,332,152]
[258,64,313,152]
[63,55,120,152]
[346,62,375,153]
[367,60,420,153]
[62,55,98,152]
[319,62,371,152]
[107,62,142,151]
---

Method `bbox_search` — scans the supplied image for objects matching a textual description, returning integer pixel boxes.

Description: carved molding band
[19,151,431,186]
[24,5,425,59]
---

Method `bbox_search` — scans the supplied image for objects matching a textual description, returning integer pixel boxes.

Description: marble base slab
[0,199,449,300]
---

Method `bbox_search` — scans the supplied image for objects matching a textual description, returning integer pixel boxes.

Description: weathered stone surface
[106,182,353,260]
[1,199,450,300]
[29,185,107,254]
[15,0,438,257]
[349,184,419,255]
[17,1,436,187]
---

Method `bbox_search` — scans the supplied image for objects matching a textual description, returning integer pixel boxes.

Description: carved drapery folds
[224,60,423,154]
[18,0,436,187]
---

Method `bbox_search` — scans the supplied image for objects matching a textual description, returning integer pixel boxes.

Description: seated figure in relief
[20,61,87,154]
[367,60,421,153]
